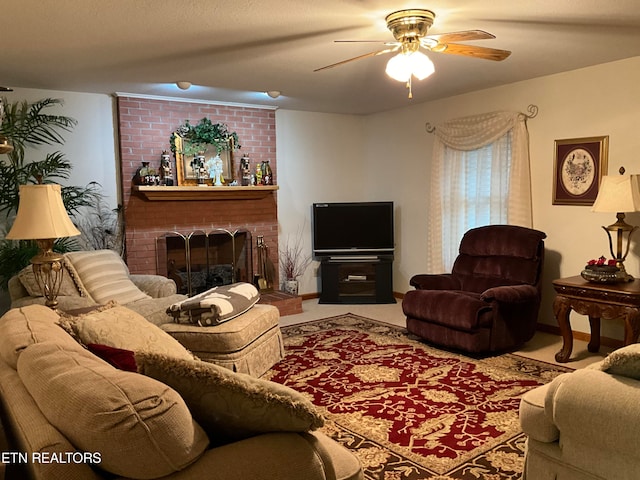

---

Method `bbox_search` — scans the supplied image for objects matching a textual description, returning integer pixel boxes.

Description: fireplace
[116,95,278,281]
[156,229,253,296]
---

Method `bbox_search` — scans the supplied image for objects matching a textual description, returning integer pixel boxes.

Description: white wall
[275,110,366,294]
[1,88,118,206]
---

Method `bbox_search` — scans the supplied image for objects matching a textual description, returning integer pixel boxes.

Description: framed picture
[173,134,234,186]
[552,136,609,205]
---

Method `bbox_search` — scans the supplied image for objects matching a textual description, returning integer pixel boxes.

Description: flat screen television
[312,201,394,255]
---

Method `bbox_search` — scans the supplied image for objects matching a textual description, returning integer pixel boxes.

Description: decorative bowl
[581,265,626,283]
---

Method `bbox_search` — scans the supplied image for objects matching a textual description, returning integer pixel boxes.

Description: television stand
[319,255,395,304]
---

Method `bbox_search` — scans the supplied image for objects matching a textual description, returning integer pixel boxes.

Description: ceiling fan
[314,9,511,98]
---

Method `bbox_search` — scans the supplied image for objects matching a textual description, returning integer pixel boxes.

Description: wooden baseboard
[299,291,405,301]
[535,322,624,349]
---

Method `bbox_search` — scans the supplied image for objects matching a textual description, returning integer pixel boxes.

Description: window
[428,112,531,272]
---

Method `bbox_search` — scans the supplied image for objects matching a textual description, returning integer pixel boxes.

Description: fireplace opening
[156,229,253,296]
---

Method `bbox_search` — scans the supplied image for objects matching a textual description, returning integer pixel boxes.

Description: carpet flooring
[265,314,572,480]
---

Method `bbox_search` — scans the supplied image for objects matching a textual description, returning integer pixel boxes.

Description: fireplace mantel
[133,185,278,201]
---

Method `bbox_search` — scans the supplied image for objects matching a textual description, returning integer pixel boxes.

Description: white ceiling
[3,1,640,115]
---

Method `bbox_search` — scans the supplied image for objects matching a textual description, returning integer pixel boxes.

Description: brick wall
[116,96,278,281]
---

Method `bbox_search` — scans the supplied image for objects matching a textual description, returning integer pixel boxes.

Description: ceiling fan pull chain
[407,77,413,99]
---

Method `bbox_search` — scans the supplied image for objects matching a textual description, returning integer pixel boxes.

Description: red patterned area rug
[264,314,572,480]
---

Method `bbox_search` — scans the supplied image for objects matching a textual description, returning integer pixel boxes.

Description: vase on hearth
[283,279,299,296]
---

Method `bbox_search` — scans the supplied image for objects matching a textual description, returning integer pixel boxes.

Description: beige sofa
[9,250,286,378]
[519,345,640,480]
[0,304,363,480]
[8,249,187,325]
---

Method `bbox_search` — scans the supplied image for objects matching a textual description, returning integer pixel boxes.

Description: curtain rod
[425,104,539,134]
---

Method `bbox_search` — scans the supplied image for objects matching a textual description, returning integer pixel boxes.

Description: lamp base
[616,263,635,282]
[601,215,637,283]
[31,239,64,310]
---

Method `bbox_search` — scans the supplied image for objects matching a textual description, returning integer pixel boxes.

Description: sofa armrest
[409,274,460,290]
[545,368,640,463]
[130,274,177,298]
[164,431,362,480]
[480,284,537,303]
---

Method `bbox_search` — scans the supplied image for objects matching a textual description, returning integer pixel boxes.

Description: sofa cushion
[125,293,188,326]
[167,282,260,326]
[136,352,324,446]
[597,343,640,379]
[17,341,209,479]
[17,264,80,297]
[58,304,194,360]
[0,305,84,369]
[65,250,150,304]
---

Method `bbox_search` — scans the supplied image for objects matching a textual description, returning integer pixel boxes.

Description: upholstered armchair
[402,225,546,353]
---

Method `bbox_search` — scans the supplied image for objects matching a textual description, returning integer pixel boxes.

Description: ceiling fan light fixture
[385,51,434,82]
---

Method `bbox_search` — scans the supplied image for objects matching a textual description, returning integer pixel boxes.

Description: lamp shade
[6,184,80,240]
[591,175,640,213]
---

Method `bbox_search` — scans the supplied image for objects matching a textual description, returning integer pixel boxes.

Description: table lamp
[5,184,80,309]
[591,168,640,281]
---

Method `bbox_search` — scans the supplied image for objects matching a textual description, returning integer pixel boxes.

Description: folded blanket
[167,282,260,326]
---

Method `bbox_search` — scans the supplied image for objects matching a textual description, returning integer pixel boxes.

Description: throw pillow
[17,342,209,479]
[136,352,324,446]
[64,250,150,304]
[17,264,80,298]
[167,282,260,326]
[58,304,195,361]
[87,343,137,372]
[598,344,640,379]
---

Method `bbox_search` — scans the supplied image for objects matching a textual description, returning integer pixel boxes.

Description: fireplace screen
[156,229,252,296]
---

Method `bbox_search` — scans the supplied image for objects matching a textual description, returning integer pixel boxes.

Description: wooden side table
[552,275,640,362]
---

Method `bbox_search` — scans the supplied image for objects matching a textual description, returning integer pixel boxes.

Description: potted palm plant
[0,97,101,290]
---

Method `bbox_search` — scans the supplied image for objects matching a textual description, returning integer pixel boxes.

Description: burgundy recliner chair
[402,225,547,354]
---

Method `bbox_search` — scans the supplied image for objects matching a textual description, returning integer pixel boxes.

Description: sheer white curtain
[427,111,532,272]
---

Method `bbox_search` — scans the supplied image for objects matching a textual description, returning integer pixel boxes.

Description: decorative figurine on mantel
[240,155,251,186]
[261,160,273,185]
[160,151,173,186]
[133,161,160,185]
[255,164,263,185]
[206,155,224,186]
[191,154,207,186]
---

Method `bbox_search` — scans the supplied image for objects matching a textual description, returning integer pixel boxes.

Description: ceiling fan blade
[426,30,496,43]
[314,46,398,72]
[430,43,511,61]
